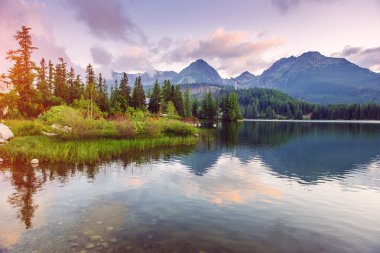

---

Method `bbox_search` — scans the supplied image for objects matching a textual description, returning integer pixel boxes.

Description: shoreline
[243,119,380,124]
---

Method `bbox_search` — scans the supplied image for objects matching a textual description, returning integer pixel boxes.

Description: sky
[0,0,379,78]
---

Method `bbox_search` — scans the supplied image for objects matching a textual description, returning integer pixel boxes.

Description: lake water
[1,121,380,253]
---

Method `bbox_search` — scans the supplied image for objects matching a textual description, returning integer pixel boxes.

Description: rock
[106,226,114,232]
[85,243,95,249]
[52,124,72,133]
[41,131,58,137]
[109,238,118,243]
[0,139,6,144]
[31,159,39,164]
[0,123,14,140]
[0,158,3,163]
[90,235,102,241]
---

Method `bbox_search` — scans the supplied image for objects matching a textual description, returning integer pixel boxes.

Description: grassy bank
[0,106,199,163]
[0,135,198,163]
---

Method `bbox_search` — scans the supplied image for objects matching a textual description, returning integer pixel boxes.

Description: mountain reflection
[179,121,380,182]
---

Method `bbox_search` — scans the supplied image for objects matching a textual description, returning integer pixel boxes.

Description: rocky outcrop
[0,123,14,140]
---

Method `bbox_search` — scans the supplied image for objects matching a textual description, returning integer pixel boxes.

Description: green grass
[0,135,198,163]
[3,119,44,136]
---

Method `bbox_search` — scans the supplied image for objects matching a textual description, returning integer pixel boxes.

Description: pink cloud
[0,0,82,75]
[161,28,284,76]
[66,0,145,42]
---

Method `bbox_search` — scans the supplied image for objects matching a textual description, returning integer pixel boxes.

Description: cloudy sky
[0,0,379,78]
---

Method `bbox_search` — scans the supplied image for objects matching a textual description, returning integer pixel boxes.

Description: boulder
[31,159,39,164]
[0,123,14,141]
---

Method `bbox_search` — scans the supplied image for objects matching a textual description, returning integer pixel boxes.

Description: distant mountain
[111,70,177,86]
[111,52,380,104]
[171,59,224,85]
[233,71,259,88]
[256,52,380,104]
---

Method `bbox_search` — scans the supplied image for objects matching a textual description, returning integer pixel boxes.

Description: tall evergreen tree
[131,76,146,109]
[54,57,68,102]
[173,85,184,117]
[67,67,76,104]
[201,91,217,120]
[48,60,54,94]
[36,58,50,103]
[183,86,192,118]
[162,80,172,102]
[6,26,38,117]
[84,64,97,118]
[119,72,131,106]
[148,80,161,114]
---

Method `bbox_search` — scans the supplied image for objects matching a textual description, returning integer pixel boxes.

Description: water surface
[1,121,380,253]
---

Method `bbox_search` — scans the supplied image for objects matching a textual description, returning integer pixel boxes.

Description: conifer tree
[183,86,192,118]
[67,67,76,104]
[173,85,184,117]
[37,58,50,103]
[54,57,68,102]
[48,60,54,94]
[6,26,38,117]
[119,72,131,106]
[201,91,217,120]
[84,64,97,118]
[131,76,146,109]
[148,80,161,114]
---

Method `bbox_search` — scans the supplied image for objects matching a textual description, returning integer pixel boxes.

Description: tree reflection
[7,165,46,229]
[2,146,196,229]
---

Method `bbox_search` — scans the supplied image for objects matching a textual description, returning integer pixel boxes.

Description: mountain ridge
[112,52,380,104]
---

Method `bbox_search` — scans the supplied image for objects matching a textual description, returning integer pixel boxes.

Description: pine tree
[183,86,192,118]
[162,80,172,102]
[173,85,184,117]
[84,64,97,118]
[36,58,50,103]
[192,98,199,118]
[54,57,68,102]
[201,91,217,120]
[48,60,54,94]
[131,76,146,109]
[67,67,76,104]
[148,80,161,114]
[6,26,38,117]
[119,72,131,106]
[96,74,110,112]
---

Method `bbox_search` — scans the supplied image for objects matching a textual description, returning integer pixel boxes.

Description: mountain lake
[1,120,380,253]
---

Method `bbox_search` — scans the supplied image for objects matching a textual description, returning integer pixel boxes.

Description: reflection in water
[6,166,45,229]
[181,122,380,183]
[0,121,380,253]
[0,146,195,231]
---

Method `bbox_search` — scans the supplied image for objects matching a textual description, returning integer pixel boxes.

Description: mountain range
[112,52,380,104]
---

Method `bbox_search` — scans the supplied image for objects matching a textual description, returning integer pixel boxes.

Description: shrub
[39,105,82,126]
[162,120,197,136]
[72,97,105,119]
[114,120,136,138]
[139,120,161,137]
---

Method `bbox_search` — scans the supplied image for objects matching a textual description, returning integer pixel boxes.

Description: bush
[114,120,136,138]
[139,120,161,137]
[72,97,105,119]
[162,120,197,136]
[39,105,82,126]
[39,105,117,139]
